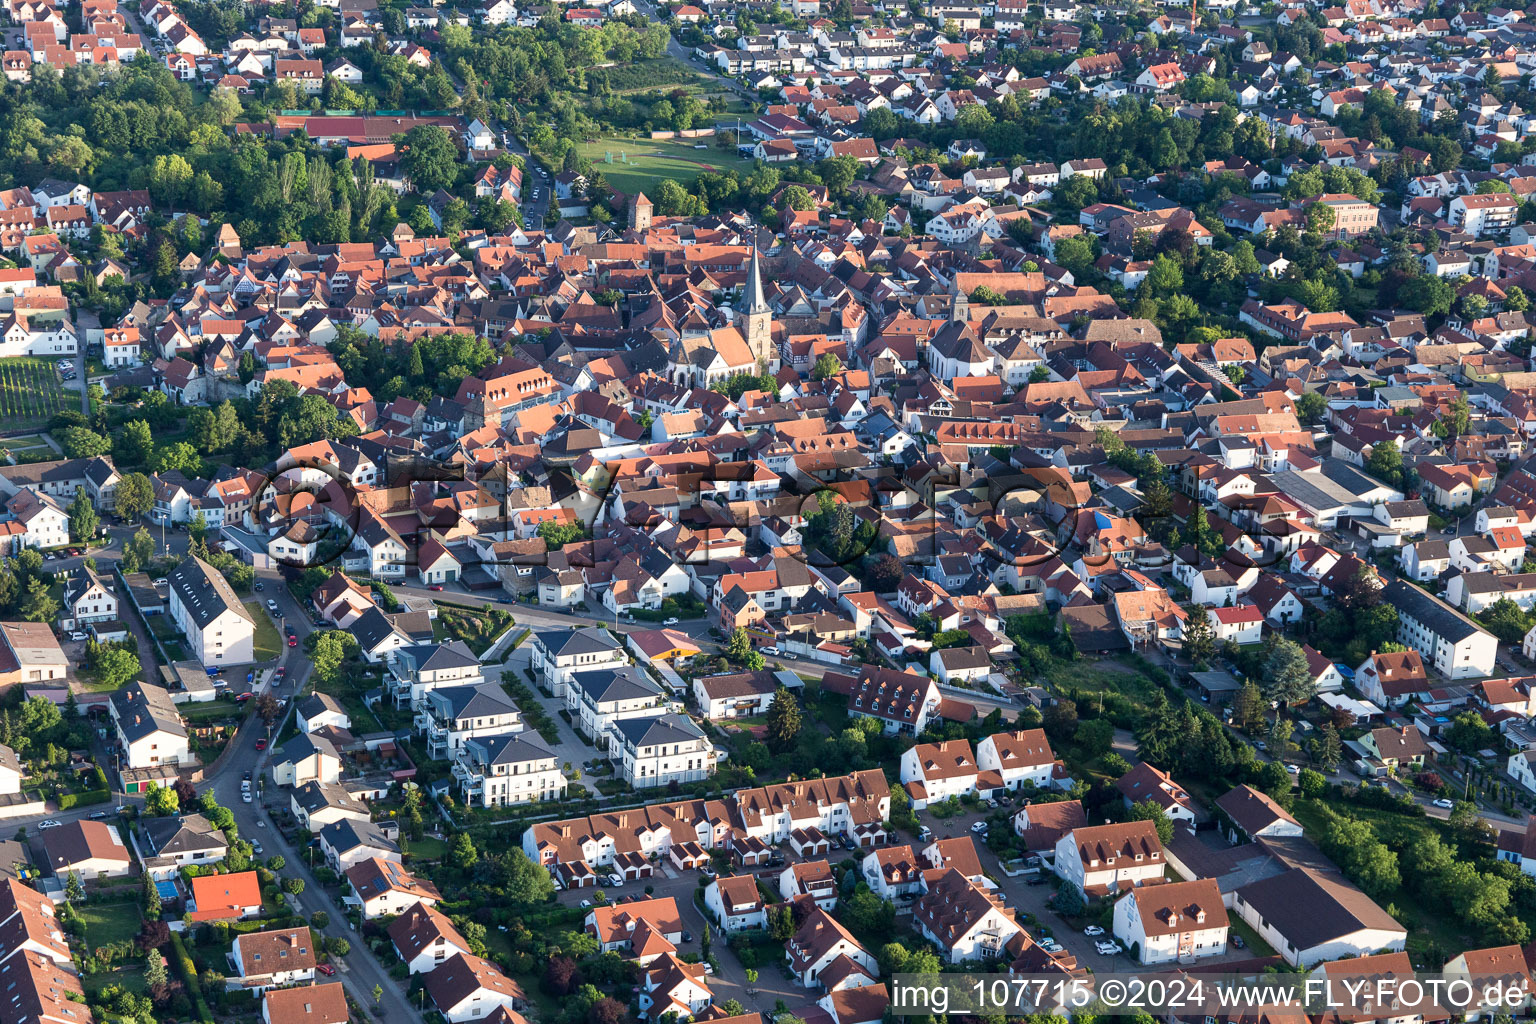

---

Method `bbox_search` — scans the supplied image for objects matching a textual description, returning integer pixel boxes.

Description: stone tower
[950,286,970,324]
[738,246,774,370]
[629,191,653,232]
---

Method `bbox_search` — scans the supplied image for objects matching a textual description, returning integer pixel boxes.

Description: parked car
[917,825,932,842]
[254,738,267,751]
[153,578,168,587]
[663,617,679,626]
[1083,926,1104,937]
[36,820,61,829]
[67,631,86,642]
[970,821,988,834]
[1231,934,1245,948]
[429,584,445,591]
[317,963,336,976]
[266,599,280,614]
[1095,941,1122,956]
[253,580,264,591]
[88,810,110,820]
[1432,797,1455,809]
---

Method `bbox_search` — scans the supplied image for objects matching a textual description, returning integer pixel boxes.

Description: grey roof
[394,640,479,673]
[1382,579,1487,644]
[144,813,228,857]
[63,568,109,610]
[1319,458,1400,498]
[1234,867,1402,952]
[352,606,406,652]
[111,681,187,743]
[425,682,519,722]
[297,692,348,722]
[743,246,771,315]
[612,713,706,748]
[570,666,662,705]
[294,780,368,817]
[276,732,340,766]
[167,555,253,630]
[534,626,622,658]
[466,730,556,768]
[319,817,399,857]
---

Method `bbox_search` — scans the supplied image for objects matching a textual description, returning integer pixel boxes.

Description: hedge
[57,789,110,810]
[168,931,215,1023]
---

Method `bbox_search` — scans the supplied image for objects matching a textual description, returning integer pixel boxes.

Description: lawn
[0,358,68,433]
[402,836,447,861]
[1,433,51,453]
[572,135,754,197]
[433,604,515,657]
[246,602,283,662]
[79,898,143,949]
[181,697,243,722]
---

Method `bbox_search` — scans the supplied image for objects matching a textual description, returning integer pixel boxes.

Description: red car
[288,636,298,647]
[235,692,252,703]
[274,667,287,680]
[254,738,267,751]
[317,964,336,976]
[428,585,445,592]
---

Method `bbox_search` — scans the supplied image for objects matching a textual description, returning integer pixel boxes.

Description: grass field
[0,358,68,433]
[246,602,283,662]
[574,135,754,196]
[79,898,143,949]
[0,433,52,453]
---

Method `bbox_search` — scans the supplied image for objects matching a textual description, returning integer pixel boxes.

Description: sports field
[0,358,67,432]
[573,135,755,196]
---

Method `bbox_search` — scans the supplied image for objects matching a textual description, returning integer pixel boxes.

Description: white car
[580,899,592,909]
[1432,797,1455,809]
[1039,938,1063,952]
[36,820,61,829]
[266,599,280,614]
[1285,764,1300,775]
[663,617,680,626]
[242,789,253,803]
[970,821,988,834]
[1095,941,1123,956]
[153,578,168,587]
[1083,926,1104,937]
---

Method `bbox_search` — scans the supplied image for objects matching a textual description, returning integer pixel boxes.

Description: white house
[785,908,877,988]
[109,681,190,769]
[974,728,1059,790]
[1231,867,1405,967]
[166,554,255,666]
[704,874,768,931]
[529,627,627,697]
[899,738,986,809]
[1382,581,1498,680]
[346,857,442,921]
[452,732,566,808]
[912,868,1022,963]
[1111,878,1228,964]
[424,953,526,1024]
[614,714,717,789]
[229,927,317,992]
[1054,821,1166,896]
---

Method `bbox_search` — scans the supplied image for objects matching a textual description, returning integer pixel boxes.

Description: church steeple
[737,246,775,372]
[743,246,770,315]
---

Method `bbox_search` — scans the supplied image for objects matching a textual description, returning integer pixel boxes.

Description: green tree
[117,420,155,465]
[1262,636,1315,707]
[67,486,97,544]
[65,870,84,903]
[1231,680,1264,733]
[1182,608,1215,665]
[451,832,479,870]
[399,125,459,192]
[766,687,802,751]
[1297,768,1327,798]
[1295,391,1327,424]
[1128,799,1174,845]
[144,781,179,817]
[143,871,161,919]
[811,353,843,380]
[144,949,168,988]
[59,427,111,459]
[1398,274,1455,317]
[113,473,155,522]
[94,647,140,690]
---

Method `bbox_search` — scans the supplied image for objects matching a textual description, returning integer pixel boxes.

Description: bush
[168,931,215,1023]
[57,788,111,810]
